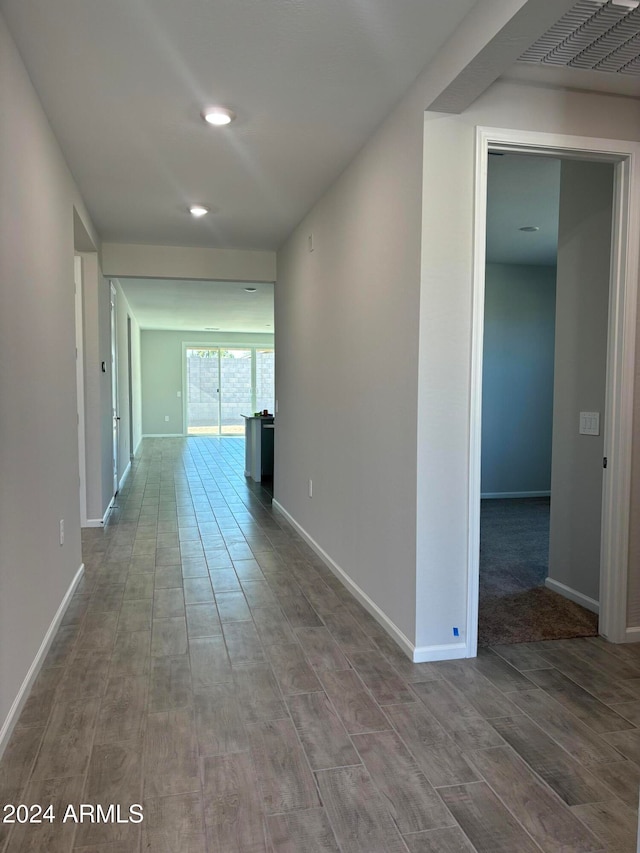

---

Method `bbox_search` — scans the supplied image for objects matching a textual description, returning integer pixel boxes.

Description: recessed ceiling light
[204,327,220,331]
[519,225,540,232]
[202,107,235,126]
[189,205,209,218]
[244,287,257,292]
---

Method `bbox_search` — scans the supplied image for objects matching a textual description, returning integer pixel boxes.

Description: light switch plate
[579,412,600,436]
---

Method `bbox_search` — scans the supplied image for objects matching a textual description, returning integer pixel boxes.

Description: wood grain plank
[202,752,267,853]
[438,782,543,853]
[410,681,504,750]
[435,662,521,717]
[470,649,537,692]
[215,590,252,622]
[6,775,85,853]
[117,599,153,633]
[31,695,100,780]
[319,670,390,734]
[151,617,188,657]
[185,603,222,638]
[268,808,341,853]
[526,667,635,733]
[386,703,479,788]
[278,592,323,628]
[144,708,200,797]
[266,642,322,695]
[322,608,374,653]
[142,792,206,853]
[248,718,320,813]
[149,654,192,711]
[232,664,288,723]
[194,683,248,756]
[241,580,277,609]
[153,587,185,619]
[94,675,147,744]
[468,746,602,852]
[348,651,415,705]
[74,742,143,846]
[287,691,360,771]
[593,760,640,809]
[57,648,111,699]
[373,633,444,684]
[110,630,150,677]
[315,764,408,853]
[351,730,455,833]
[402,827,476,852]
[189,635,232,689]
[535,648,639,704]
[572,799,637,853]
[251,605,298,646]
[295,627,351,671]
[490,643,554,672]
[222,621,266,664]
[510,689,624,765]
[489,715,615,806]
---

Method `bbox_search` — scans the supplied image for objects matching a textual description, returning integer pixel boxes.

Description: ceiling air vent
[520,0,640,75]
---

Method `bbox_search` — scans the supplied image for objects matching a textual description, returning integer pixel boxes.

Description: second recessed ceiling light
[203,106,236,126]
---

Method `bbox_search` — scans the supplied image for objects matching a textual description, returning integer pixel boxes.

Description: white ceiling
[486,154,561,266]
[0,0,477,250]
[119,278,274,332]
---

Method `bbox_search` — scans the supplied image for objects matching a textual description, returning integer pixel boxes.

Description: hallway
[1,437,640,851]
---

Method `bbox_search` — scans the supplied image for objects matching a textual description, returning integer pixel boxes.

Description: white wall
[482,263,556,497]
[277,60,640,655]
[548,161,613,605]
[276,85,424,648]
[141,331,274,436]
[417,85,640,652]
[0,12,100,739]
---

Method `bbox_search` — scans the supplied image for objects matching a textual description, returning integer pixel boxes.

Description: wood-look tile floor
[2,436,640,852]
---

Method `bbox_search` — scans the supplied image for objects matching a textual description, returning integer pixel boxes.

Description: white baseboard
[413,642,468,662]
[142,433,183,438]
[133,437,143,457]
[119,461,131,492]
[623,627,640,644]
[481,491,551,499]
[272,500,466,663]
[0,563,85,759]
[545,577,599,614]
[84,518,104,528]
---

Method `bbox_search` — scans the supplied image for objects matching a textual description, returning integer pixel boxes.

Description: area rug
[478,586,598,646]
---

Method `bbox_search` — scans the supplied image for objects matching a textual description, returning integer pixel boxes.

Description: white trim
[84,518,104,528]
[481,491,550,499]
[545,577,600,615]
[74,256,87,527]
[624,627,640,644]
[469,127,640,655]
[0,564,85,758]
[142,433,184,438]
[274,499,429,663]
[413,643,468,663]
[118,460,131,492]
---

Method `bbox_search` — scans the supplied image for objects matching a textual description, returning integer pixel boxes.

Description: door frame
[468,127,640,654]
[74,255,87,526]
[110,282,119,498]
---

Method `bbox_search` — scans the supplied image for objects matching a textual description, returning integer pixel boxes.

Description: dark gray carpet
[479,498,598,646]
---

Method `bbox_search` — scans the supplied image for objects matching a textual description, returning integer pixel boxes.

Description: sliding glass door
[185,345,275,436]
[186,348,220,435]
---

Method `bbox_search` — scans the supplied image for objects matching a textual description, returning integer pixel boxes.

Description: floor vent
[520,0,640,75]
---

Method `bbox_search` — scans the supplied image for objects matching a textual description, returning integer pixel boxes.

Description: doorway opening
[468,128,640,656]
[184,346,275,436]
[479,153,612,646]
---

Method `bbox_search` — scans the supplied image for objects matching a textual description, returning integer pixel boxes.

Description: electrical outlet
[308,479,313,498]
[164,415,170,422]
[59,519,64,545]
